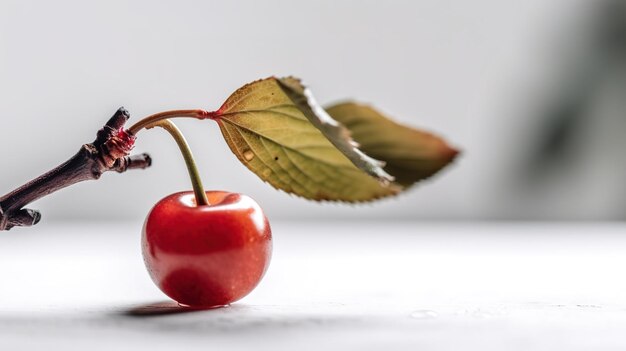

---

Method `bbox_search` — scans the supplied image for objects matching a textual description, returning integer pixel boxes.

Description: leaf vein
[221,119,356,171]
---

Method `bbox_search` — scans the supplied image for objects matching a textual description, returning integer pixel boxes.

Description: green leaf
[275,78,394,183]
[325,102,459,188]
[213,77,400,202]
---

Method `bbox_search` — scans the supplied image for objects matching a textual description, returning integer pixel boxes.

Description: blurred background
[1,0,624,222]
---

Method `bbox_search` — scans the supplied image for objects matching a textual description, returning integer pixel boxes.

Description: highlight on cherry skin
[142,190,272,308]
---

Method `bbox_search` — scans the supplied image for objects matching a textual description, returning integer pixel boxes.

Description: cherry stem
[149,120,210,207]
[128,109,212,135]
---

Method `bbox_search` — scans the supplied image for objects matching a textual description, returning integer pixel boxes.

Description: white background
[2,0,624,222]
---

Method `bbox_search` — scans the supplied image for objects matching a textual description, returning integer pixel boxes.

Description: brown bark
[0,108,151,231]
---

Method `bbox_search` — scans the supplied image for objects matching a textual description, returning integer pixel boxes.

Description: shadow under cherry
[121,300,230,317]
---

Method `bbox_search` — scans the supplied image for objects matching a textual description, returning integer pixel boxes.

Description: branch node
[0,108,151,231]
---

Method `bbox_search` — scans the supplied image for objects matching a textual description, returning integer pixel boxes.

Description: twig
[0,108,152,231]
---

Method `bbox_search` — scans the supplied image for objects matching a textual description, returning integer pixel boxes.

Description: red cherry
[142,191,272,307]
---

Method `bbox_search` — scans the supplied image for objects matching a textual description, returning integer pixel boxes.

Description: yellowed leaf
[213,77,400,202]
[326,102,459,188]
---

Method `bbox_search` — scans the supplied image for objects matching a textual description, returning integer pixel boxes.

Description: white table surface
[1,221,626,350]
